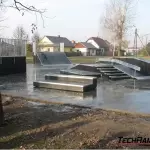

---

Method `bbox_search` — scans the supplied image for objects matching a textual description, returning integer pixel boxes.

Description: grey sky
[1,0,150,46]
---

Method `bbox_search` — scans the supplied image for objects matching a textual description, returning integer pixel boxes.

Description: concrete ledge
[45,74,97,86]
[33,81,97,92]
[60,69,101,77]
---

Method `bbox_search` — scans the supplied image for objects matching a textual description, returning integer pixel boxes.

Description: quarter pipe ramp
[36,52,72,65]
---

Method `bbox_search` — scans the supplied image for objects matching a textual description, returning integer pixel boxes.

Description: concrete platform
[45,74,97,86]
[71,64,100,72]
[33,81,97,92]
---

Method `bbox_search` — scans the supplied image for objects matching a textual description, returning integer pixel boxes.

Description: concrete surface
[1,64,150,114]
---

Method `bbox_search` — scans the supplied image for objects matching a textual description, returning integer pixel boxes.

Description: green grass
[26,57,33,64]
[26,56,111,64]
[26,56,150,64]
[69,56,103,64]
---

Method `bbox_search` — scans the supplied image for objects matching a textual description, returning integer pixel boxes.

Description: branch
[13,0,45,13]
[0,0,46,28]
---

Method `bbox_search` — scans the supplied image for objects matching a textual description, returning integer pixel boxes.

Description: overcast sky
[1,0,150,46]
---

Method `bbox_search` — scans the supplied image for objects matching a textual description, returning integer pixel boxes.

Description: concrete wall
[0,57,26,75]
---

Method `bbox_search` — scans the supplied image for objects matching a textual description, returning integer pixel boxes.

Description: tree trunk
[118,42,121,57]
[118,31,123,57]
[0,93,4,126]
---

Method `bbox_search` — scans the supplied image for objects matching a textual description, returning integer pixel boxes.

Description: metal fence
[0,38,26,57]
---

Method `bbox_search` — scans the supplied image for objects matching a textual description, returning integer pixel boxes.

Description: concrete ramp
[37,52,72,65]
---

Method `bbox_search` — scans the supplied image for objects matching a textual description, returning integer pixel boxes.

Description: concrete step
[98,68,118,72]
[109,75,130,80]
[45,74,97,86]
[33,81,96,92]
[104,73,126,76]
[100,70,122,73]
[98,67,116,70]
[96,65,114,69]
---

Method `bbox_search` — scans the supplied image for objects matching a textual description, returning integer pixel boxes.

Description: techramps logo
[118,137,150,146]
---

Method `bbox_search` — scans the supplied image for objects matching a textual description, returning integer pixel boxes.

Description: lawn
[69,56,105,64]
[26,56,150,64]
[26,56,110,64]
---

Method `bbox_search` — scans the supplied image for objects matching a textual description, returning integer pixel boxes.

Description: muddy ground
[1,97,150,149]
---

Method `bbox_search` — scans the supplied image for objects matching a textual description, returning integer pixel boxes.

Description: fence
[0,38,26,57]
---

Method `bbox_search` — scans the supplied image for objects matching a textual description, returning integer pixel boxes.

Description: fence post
[0,93,4,126]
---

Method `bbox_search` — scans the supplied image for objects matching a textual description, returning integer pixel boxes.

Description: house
[86,37,111,56]
[38,35,74,52]
[124,47,142,55]
[74,42,97,56]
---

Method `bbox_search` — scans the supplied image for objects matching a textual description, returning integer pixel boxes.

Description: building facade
[74,42,97,56]
[38,36,74,52]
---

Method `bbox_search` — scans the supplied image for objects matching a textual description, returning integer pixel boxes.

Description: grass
[69,56,103,64]
[26,55,150,64]
[26,57,33,64]
[26,56,111,64]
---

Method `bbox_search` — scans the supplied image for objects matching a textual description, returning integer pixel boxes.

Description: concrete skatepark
[1,52,150,114]
[34,52,150,92]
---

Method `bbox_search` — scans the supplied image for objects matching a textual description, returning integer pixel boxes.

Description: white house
[86,37,112,56]
[38,35,74,52]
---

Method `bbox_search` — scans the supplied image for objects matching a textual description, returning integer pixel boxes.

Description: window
[47,48,50,51]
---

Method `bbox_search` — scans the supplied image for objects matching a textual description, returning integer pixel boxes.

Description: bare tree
[32,32,40,43]
[0,0,45,14]
[102,0,136,56]
[13,25,28,40]
[32,31,41,52]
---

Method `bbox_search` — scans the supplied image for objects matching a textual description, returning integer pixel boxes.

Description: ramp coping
[45,74,97,80]
[34,81,89,87]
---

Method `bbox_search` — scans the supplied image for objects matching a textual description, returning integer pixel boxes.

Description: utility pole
[133,28,138,57]
[113,41,116,57]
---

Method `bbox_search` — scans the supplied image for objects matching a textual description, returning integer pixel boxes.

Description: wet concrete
[1,64,150,114]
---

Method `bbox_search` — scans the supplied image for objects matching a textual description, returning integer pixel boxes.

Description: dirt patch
[1,97,150,149]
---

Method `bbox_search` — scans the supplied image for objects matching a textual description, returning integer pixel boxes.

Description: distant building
[74,42,97,56]
[125,47,142,55]
[38,35,74,52]
[86,37,112,56]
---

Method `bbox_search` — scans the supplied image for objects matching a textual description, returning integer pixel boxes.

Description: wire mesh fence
[0,38,26,57]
